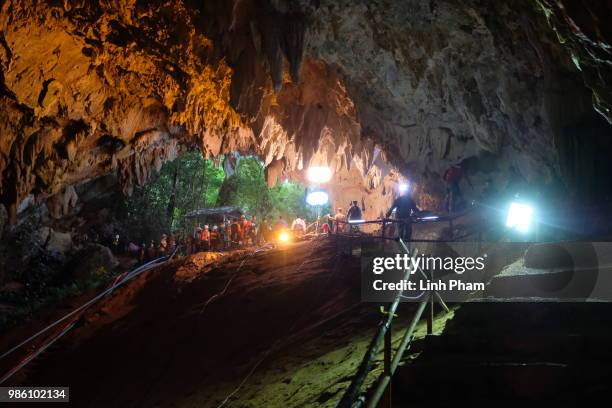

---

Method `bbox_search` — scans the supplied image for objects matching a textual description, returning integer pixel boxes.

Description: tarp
[183,205,242,219]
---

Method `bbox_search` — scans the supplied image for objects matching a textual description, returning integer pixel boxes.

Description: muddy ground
[1,238,452,407]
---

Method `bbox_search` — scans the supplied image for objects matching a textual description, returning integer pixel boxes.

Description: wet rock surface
[0,0,610,222]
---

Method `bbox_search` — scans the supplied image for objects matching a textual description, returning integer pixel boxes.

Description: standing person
[195,225,202,252]
[274,215,288,233]
[224,220,232,249]
[291,217,306,236]
[210,226,220,250]
[249,215,258,245]
[185,235,193,255]
[158,234,167,256]
[257,217,269,244]
[200,225,210,251]
[347,201,363,232]
[347,201,363,221]
[219,225,225,249]
[127,241,140,258]
[138,242,146,264]
[168,233,176,254]
[443,161,472,213]
[325,213,334,234]
[238,215,250,245]
[231,219,241,247]
[386,186,420,242]
[112,234,120,254]
[332,208,346,233]
[147,240,156,261]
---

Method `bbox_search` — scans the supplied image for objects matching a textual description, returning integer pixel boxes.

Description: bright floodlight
[420,216,439,221]
[307,166,332,183]
[506,202,533,233]
[399,183,409,193]
[306,191,329,206]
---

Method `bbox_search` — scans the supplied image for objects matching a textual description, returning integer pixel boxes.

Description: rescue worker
[249,215,258,244]
[347,201,363,220]
[185,235,194,255]
[158,234,168,256]
[138,242,146,264]
[112,234,120,253]
[200,225,210,251]
[224,220,232,249]
[239,215,250,245]
[331,208,346,233]
[210,225,221,250]
[147,240,156,260]
[274,215,288,232]
[291,217,306,236]
[231,219,242,246]
[127,241,140,257]
[195,225,202,251]
[386,187,420,242]
[257,217,270,244]
[347,201,363,233]
[168,233,176,254]
[443,161,472,213]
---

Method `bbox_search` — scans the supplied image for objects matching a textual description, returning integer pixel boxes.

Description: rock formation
[0,0,610,224]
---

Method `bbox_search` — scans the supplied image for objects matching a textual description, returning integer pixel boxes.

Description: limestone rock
[0,0,609,220]
[68,244,118,285]
[36,227,73,255]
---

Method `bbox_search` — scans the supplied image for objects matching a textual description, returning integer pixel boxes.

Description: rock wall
[0,0,610,225]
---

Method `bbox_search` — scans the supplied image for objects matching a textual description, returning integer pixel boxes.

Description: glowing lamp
[420,216,439,221]
[506,202,533,233]
[279,232,290,242]
[306,191,329,206]
[399,183,410,193]
[307,166,332,183]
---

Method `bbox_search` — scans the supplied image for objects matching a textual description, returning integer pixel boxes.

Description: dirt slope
[6,239,445,408]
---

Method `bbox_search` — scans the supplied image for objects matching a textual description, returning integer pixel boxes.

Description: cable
[0,247,180,383]
[197,243,274,314]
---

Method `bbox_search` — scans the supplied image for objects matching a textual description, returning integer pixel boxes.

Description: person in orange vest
[209,226,220,250]
[200,225,210,251]
[239,215,252,245]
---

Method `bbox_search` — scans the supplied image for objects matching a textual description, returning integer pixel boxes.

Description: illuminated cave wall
[0,0,611,226]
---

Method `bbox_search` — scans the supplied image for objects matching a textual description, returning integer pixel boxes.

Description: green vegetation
[123,152,328,242]
[122,151,225,242]
[217,157,329,221]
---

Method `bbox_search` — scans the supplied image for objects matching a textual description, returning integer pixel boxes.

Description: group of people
[186,215,257,254]
[120,212,319,265]
[185,214,311,254]
[323,192,421,241]
[125,232,180,264]
[325,200,364,233]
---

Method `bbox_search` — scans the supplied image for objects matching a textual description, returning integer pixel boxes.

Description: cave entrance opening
[119,150,330,247]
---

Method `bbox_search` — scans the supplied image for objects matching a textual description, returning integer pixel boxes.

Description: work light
[506,202,533,233]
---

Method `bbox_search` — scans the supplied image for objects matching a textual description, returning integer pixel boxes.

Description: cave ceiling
[0,0,610,221]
